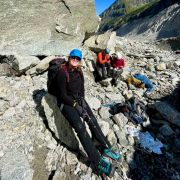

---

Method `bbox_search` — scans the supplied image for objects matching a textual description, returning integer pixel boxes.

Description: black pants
[111,69,123,85]
[61,100,111,170]
[98,63,111,79]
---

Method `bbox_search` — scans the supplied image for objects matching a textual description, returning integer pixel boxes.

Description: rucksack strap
[61,64,69,82]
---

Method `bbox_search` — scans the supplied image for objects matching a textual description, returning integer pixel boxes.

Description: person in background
[110,52,125,86]
[50,49,121,177]
[96,48,111,80]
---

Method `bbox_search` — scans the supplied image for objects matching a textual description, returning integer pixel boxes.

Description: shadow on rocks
[32,89,91,171]
[126,81,180,180]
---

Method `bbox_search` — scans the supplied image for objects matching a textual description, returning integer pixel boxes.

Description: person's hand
[75,104,83,116]
[81,110,89,119]
[75,104,89,119]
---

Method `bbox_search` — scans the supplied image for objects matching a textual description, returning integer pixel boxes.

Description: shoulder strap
[61,64,69,82]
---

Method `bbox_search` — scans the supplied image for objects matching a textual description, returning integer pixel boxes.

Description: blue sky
[95,0,116,15]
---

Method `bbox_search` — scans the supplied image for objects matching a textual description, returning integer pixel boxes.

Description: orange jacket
[96,51,110,64]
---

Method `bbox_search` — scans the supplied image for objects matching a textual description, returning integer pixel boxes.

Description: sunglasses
[70,56,81,61]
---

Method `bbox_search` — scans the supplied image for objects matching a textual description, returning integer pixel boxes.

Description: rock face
[0,149,33,180]
[0,53,40,74]
[84,31,117,53]
[0,0,98,56]
[116,3,180,40]
[99,0,180,41]
[42,94,79,150]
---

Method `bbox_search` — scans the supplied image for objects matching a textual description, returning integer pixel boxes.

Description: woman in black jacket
[52,49,120,177]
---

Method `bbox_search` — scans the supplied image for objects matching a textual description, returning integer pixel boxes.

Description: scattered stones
[155,63,167,71]
[0,32,180,180]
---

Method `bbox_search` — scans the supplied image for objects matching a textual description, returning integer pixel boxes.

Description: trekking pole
[83,113,110,148]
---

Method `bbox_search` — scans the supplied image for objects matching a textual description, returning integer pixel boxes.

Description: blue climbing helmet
[104,48,110,54]
[69,49,82,61]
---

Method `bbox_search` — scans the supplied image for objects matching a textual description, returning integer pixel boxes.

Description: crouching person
[110,52,125,86]
[48,49,121,177]
[96,48,111,80]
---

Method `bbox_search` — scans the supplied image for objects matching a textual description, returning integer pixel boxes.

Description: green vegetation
[99,0,160,32]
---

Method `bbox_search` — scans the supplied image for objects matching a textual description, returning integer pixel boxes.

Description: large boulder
[84,31,117,53]
[0,0,99,56]
[0,53,39,73]
[42,94,79,150]
[153,101,180,127]
[0,149,33,180]
[26,56,57,75]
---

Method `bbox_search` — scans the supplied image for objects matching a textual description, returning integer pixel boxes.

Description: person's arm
[56,69,75,106]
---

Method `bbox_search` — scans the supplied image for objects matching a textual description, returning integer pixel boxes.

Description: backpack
[47,58,69,95]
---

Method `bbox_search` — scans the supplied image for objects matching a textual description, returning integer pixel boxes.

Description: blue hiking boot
[98,156,113,177]
[103,148,121,161]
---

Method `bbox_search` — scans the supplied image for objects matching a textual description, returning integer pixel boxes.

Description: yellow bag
[127,76,145,88]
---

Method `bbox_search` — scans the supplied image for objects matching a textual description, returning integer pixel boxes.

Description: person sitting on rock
[96,48,111,80]
[110,52,125,86]
[48,48,121,177]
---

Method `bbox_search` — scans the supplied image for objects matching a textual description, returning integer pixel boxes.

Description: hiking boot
[98,156,112,176]
[103,148,121,161]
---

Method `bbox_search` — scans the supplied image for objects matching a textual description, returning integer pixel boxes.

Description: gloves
[81,111,89,119]
[75,104,83,116]
[75,104,89,119]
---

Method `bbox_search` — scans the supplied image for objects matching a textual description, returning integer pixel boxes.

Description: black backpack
[47,58,69,95]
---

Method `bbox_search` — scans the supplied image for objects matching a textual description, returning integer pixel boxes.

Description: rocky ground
[0,35,180,180]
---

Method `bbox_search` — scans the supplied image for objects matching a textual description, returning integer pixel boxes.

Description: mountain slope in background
[116,2,180,41]
[99,0,158,32]
[99,0,180,40]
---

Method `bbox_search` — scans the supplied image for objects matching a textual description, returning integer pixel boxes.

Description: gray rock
[84,31,117,52]
[0,0,98,55]
[113,125,129,147]
[26,56,57,75]
[66,152,78,166]
[174,59,180,67]
[53,171,66,180]
[42,93,79,150]
[112,113,129,128]
[98,106,110,120]
[0,149,33,180]
[86,97,101,110]
[98,120,110,137]
[159,124,174,136]
[0,53,39,73]
[105,92,125,103]
[0,63,16,76]
[155,63,166,71]
[154,102,180,127]
[107,129,117,145]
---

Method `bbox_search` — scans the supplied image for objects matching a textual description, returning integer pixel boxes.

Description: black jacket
[50,65,84,106]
